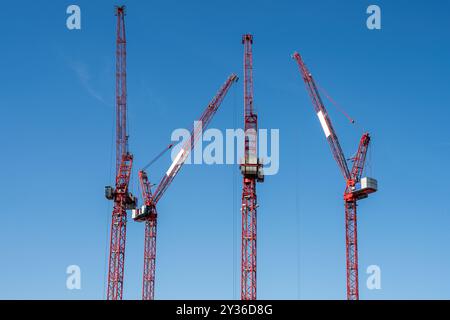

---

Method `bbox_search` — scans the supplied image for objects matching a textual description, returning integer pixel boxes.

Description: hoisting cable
[317,84,369,167]
[141,143,174,171]
[317,84,356,125]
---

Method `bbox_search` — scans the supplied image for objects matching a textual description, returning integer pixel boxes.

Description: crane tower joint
[242,34,253,44]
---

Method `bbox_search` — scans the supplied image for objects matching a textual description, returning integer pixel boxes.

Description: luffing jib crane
[240,34,264,301]
[292,52,377,300]
[104,5,137,300]
[132,74,239,300]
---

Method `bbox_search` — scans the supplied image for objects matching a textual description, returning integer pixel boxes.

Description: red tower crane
[240,34,264,300]
[104,6,137,300]
[133,74,239,300]
[292,52,377,300]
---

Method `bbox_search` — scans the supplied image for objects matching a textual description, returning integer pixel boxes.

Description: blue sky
[0,0,449,299]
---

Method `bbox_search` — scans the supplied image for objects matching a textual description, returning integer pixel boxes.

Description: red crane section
[138,170,157,301]
[292,52,377,300]
[292,52,350,180]
[242,34,258,160]
[133,74,239,300]
[349,134,371,192]
[115,6,128,172]
[104,5,137,301]
[240,34,264,301]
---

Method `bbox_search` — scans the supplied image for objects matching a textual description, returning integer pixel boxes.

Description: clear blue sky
[0,0,449,299]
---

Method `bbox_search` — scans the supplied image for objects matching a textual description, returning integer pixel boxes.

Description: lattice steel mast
[104,5,137,300]
[240,34,264,300]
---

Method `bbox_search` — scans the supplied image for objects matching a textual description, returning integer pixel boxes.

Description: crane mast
[138,170,157,300]
[240,34,264,301]
[343,133,371,300]
[133,74,239,300]
[104,6,136,300]
[292,52,377,300]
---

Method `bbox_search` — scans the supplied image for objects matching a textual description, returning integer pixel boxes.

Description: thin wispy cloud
[67,59,108,106]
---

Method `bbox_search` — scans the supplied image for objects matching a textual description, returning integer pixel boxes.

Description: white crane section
[166,148,186,176]
[317,110,331,138]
